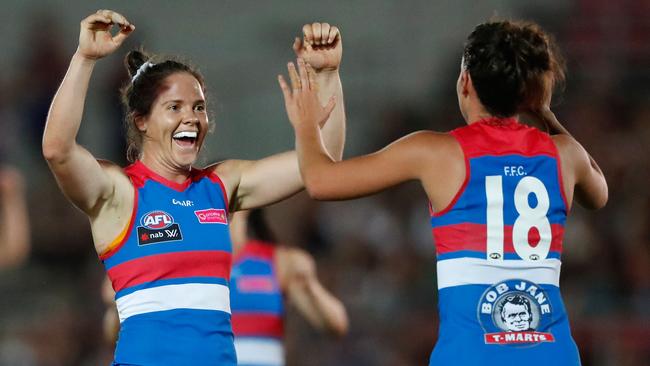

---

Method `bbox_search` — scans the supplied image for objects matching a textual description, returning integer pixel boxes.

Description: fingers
[84,10,133,33]
[302,22,340,46]
[311,23,322,45]
[113,24,135,46]
[292,37,303,54]
[277,75,292,102]
[82,13,112,28]
[306,64,318,93]
[95,9,131,27]
[328,26,340,44]
[302,24,314,45]
[297,58,309,91]
[288,62,301,91]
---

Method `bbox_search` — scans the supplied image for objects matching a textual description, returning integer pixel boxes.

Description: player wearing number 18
[280,20,607,365]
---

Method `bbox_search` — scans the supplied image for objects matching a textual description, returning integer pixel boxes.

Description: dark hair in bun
[463,20,565,117]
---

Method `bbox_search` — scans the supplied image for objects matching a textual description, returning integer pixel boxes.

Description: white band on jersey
[116,282,231,322]
[436,257,561,289]
[234,338,284,366]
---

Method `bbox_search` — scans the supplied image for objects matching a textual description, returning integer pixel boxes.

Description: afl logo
[477,279,555,346]
[141,211,174,229]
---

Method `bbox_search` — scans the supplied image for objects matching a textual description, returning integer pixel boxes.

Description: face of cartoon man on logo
[500,295,533,332]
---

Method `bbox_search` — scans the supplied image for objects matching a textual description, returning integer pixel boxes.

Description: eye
[168,104,179,111]
[194,104,205,112]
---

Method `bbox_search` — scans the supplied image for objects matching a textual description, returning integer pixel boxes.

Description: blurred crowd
[0,1,648,365]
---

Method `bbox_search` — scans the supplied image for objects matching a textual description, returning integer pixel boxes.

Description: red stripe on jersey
[233,240,276,264]
[452,118,558,158]
[232,313,284,338]
[108,250,232,292]
[433,223,564,255]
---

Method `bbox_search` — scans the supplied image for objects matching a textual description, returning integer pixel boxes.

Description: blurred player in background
[0,167,30,270]
[280,19,607,365]
[42,9,345,365]
[229,208,348,366]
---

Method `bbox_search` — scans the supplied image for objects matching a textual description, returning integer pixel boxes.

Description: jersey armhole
[549,136,571,212]
[431,133,470,217]
[99,181,139,261]
[208,171,230,215]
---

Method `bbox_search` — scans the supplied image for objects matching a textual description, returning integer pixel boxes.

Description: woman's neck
[139,154,192,184]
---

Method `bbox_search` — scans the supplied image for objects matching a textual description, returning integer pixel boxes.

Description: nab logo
[141,211,174,230]
[137,211,183,246]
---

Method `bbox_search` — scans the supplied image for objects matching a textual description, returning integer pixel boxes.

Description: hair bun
[124,50,151,79]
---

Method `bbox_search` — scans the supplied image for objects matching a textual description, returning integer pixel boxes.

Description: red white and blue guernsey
[230,241,285,366]
[100,161,236,366]
[429,118,580,365]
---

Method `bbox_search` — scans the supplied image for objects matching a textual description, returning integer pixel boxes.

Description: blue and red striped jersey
[101,161,236,366]
[429,118,580,365]
[230,241,285,366]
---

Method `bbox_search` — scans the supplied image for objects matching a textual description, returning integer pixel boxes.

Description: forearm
[316,71,345,161]
[289,278,348,337]
[43,52,96,161]
[294,123,336,197]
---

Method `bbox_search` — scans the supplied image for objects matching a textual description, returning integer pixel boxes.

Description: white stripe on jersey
[235,337,284,366]
[116,283,231,322]
[437,257,561,289]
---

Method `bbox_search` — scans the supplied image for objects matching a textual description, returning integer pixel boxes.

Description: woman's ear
[135,115,147,132]
[460,70,472,97]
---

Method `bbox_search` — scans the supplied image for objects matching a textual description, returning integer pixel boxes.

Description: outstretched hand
[294,23,342,72]
[278,59,336,130]
[77,9,134,60]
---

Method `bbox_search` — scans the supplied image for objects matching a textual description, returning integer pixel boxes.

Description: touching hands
[294,23,342,72]
[77,10,134,60]
[278,59,336,130]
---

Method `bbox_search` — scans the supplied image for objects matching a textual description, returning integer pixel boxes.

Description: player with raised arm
[42,10,345,365]
[280,20,607,365]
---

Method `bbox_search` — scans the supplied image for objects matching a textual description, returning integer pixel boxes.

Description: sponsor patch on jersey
[478,279,555,346]
[137,210,183,245]
[194,208,227,224]
[236,275,276,293]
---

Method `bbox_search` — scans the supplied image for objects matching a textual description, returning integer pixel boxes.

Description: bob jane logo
[478,279,555,345]
[137,211,183,245]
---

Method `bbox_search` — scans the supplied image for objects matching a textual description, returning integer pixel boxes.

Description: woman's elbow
[304,173,331,201]
[42,138,70,164]
[330,311,349,338]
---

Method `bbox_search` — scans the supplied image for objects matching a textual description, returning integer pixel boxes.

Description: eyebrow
[162,99,205,105]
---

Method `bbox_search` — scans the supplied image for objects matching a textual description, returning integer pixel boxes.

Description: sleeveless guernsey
[429,118,580,365]
[101,161,236,365]
[230,241,285,366]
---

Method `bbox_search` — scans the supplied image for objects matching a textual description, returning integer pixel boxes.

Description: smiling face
[137,72,208,170]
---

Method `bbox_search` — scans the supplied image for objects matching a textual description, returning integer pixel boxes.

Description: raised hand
[77,10,134,60]
[294,23,342,72]
[278,59,336,130]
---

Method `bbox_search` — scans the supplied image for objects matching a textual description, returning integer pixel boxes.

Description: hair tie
[132,61,155,83]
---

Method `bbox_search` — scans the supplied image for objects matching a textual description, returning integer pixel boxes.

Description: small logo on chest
[172,199,194,207]
[194,208,227,224]
[137,210,183,245]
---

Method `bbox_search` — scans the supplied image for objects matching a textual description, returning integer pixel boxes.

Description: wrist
[315,68,340,78]
[73,49,100,64]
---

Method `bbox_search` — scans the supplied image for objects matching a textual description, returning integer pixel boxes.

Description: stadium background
[0,0,648,365]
